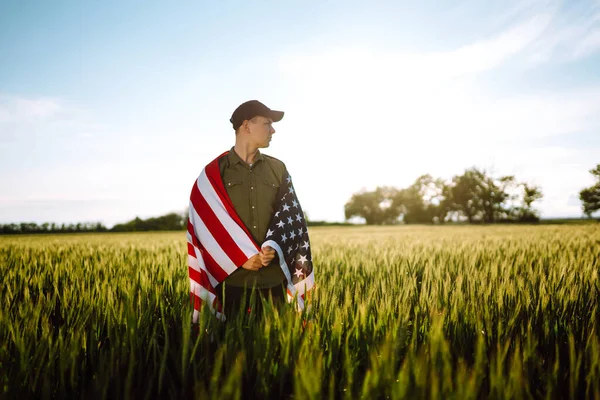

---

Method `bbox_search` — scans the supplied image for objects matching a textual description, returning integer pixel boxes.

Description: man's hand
[259,246,276,267]
[241,254,263,271]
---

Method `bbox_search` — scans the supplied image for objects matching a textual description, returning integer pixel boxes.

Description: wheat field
[1,225,599,399]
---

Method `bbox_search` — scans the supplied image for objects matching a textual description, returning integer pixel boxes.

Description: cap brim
[268,110,284,122]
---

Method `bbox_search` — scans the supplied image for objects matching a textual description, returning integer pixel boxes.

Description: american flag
[187,151,314,323]
[261,170,314,311]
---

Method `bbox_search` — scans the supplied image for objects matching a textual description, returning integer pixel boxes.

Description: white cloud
[0,95,62,122]
[524,5,600,64]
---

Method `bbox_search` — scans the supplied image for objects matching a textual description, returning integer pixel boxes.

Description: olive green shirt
[217,147,287,288]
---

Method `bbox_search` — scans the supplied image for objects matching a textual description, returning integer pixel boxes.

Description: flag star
[290,231,296,240]
[282,203,290,212]
[294,268,304,278]
[286,176,292,183]
[298,227,304,235]
[298,254,308,264]
[275,211,280,217]
[289,187,295,194]
[292,200,298,208]
[287,246,293,254]
[281,195,287,201]
[287,216,294,225]
[276,220,285,229]
[266,229,274,238]
[281,233,288,243]
[295,213,303,222]
[302,241,309,250]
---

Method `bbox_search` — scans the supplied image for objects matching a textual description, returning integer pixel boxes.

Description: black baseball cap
[230,100,284,130]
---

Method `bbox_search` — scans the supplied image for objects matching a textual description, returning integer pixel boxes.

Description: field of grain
[1,225,599,399]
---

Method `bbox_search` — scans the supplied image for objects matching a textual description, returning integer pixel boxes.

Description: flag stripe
[189,206,236,276]
[197,170,259,258]
[187,231,216,282]
[188,253,218,288]
[204,152,255,240]
[191,178,251,267]
[294,270,315,295]
[188,267,216,294]
[187,219,230,282]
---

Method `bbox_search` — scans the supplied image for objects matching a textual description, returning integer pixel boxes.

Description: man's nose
[270,126,276,134]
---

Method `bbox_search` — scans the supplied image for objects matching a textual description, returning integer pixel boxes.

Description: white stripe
[187,231,218,287]
[190,279,217,303]
[197,171,258,258]
[294,270,315,295]
[190,284,224,323]
[190,205,238,274]
[262,240,293,284]
[188,255,218,288]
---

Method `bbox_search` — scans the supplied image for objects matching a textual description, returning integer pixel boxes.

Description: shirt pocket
[261,179,280,210]
[225,180,245,204]
[226,180,244,188]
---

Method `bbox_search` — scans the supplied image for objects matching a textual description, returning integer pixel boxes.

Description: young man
[187,100,314,321]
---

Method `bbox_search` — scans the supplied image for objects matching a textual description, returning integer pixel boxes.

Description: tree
[446,168,516,223]
[579,164,600,217]
[479,173,517,223]
[520,183,543,221]
[447,168,483,223]
[344,186,400,225]
[392,174,450,224]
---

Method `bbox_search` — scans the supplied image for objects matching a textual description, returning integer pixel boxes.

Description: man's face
[247,115,275,148]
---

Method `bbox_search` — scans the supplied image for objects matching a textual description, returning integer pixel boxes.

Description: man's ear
[243,120,251,134]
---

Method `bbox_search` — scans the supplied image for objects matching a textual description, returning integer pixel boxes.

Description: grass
[1,225,599,399]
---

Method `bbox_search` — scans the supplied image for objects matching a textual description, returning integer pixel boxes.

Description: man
[187,100,314,322]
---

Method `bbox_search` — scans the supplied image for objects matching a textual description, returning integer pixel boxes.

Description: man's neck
[233,142,260,165]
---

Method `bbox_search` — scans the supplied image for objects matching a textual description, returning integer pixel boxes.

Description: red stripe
[187,220,228,283]
[187,242,195,256]
[205,152,258,248]
[199,243,229,282]
[191,292,203,311]
[190,180,250,267]
[188,266,216,294]
[191,291,223,314]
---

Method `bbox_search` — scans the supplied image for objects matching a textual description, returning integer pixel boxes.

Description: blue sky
[1,0,600,226]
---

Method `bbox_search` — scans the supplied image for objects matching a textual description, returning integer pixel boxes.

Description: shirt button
[253,225,257,229]
[252,206,255,209]
[251,186,254,190]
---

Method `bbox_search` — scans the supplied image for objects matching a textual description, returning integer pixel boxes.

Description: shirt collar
[228,147,264,166]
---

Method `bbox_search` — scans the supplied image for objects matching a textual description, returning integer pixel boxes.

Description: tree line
[0,213,186,235]
[0,211,346,235]
[2,164,598,233]
[344,163,600,225]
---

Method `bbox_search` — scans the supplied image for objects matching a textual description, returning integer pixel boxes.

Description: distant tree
[20,223,38,233]
[393,174,450,224]
[94,222,108,232]
[344,186,400,225]
[445,168,517,223]
[398,174,449,224]
[111,213,185,232]
[579,164,600,217]
[519,183,543,222]
[447,168,483,223]
[479,173,517,223]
